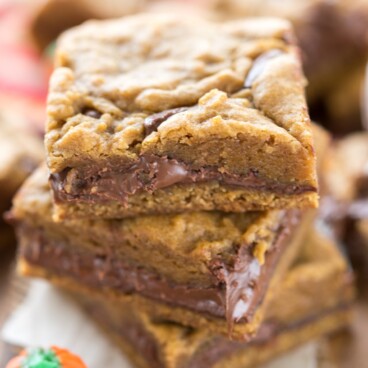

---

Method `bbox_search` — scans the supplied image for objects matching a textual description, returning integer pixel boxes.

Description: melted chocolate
[244,49,284,88]
[143,107,189,136]
[50,156,316,204]
[83,109,102,119]
[18,210,301,330]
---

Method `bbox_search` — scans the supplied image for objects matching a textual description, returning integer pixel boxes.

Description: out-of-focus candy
[5,346,87,368]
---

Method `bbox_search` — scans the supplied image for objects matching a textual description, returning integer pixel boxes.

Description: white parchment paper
[2,280,318,368]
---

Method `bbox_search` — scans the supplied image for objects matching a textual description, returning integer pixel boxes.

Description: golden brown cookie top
[46,14,314,172]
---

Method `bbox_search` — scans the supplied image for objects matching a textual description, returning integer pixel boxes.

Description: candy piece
[5,346,86,368]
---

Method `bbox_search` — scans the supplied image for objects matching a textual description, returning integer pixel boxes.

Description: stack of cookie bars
[9,15,355,367]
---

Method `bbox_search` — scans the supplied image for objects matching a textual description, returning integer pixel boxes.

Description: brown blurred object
[30,0,147,51]
[323,133,368,295]
[0,111,43,250]
[363,62,368,131]
[324,133,368,202]
[209,0,368,134]
[317,302,368,368]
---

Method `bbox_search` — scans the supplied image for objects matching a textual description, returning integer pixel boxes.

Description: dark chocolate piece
[244,49,284,88]
[143,107,189,136]
[82,108,102,119]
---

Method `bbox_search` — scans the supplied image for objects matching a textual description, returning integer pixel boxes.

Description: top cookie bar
[46,14,317,219]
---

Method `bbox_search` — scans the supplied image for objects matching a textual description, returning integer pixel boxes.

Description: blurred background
[0,0,368,366]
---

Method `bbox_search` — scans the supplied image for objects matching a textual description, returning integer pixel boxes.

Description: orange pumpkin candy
[52,347,87,368]
[5,346,87,368]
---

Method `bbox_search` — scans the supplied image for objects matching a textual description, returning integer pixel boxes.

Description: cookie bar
[209,0,368,133]
[63,225,354,368]
[46,15,317,219]
[0,111,43,248]
[30,0,146,51]
[11,166,311,340]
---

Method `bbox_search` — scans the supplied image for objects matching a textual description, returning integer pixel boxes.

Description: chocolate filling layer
[19,210,300,326]
[50,156,316,204]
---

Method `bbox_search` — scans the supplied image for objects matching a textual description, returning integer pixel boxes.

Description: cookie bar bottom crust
[16,209,303,325]
[52,182,318,220]
[73,289,351,368]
